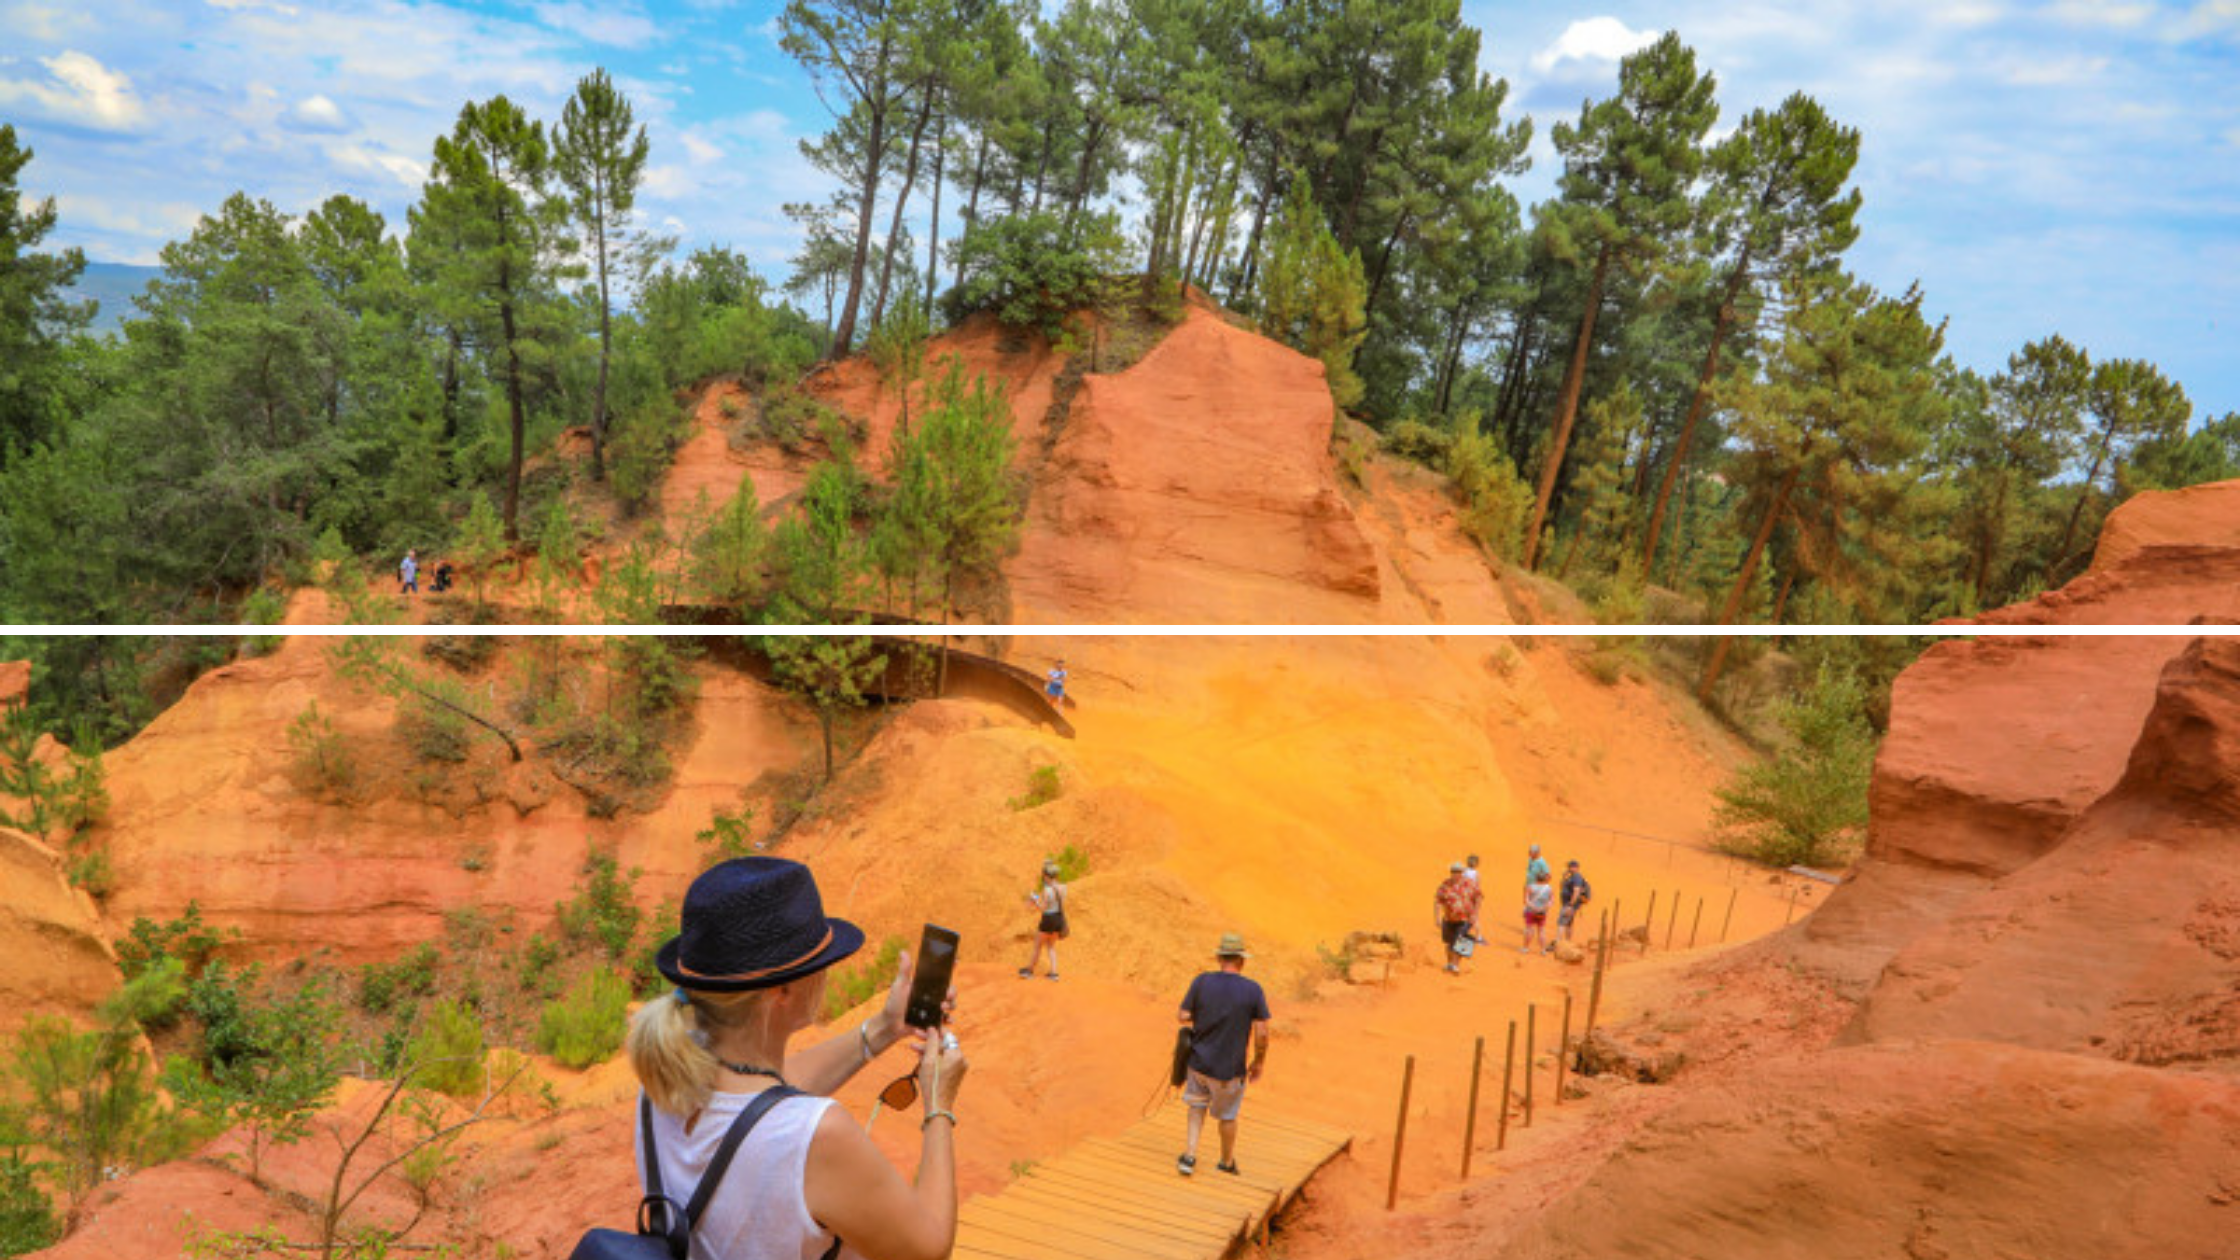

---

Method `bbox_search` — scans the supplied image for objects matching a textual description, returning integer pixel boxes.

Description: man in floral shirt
[1434,862,1483,975]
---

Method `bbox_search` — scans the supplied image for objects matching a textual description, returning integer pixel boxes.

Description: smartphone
[904,923,960,1030]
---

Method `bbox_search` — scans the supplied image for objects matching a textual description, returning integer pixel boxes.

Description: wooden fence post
[1688,897,1705,948]
[1584,910,1609,1040]
[1555,991,1573,1107]
[1460,1035,1485,1178]
[1496,1021,1516,1152]
[1387,1055,1414,1210]
[1642,890,1658,954]
[1523,1005,1537,1128]
[1666,889,1681,949]
[1720,887,1738,943]
[1784,885,1800,925]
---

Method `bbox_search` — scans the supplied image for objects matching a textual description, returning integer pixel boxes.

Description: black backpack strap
[682,1084,804,1230]
[636,1093,688,1259]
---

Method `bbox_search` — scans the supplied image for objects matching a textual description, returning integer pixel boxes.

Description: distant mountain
[61,261,162,335]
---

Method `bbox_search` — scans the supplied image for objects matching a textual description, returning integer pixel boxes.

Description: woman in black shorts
[1019,860,1068,980]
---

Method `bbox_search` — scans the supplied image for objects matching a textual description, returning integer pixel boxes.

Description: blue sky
[3,0,2235,418]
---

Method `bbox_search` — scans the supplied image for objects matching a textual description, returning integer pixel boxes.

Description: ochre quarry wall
[1486,480,2240,1260]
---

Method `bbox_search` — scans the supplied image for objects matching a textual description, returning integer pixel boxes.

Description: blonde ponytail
[627,987,768,1118]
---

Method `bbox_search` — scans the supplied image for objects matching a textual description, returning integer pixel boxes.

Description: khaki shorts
[1183,1068,1248,1121]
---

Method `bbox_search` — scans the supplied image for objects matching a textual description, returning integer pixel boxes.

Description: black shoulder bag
[570,1087,842,1260]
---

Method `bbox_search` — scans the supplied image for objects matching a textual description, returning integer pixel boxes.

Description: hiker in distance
[399,548,418,595]
[1558,859,1592,943]
[622,857,967,1260]
[1045,658,1069,706]
[1019,859,1068,980]
[1176,933,1271,1178]
[1435,861,1482,974]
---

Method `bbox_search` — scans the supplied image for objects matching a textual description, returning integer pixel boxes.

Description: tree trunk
[2054,422,2117,565]
[590,172,612,483]
[1229,156,1280,307]
[1698,464,1798,701]
[1642,260,1749,571]
[872,98,935,331]
[924,112,947,313]
[499,291,527,543]
[1434,297,1476,416]
[955,133,989,290]
[828,38,895,359]
[1363,211,1410,317]
[1523,246,1613,569]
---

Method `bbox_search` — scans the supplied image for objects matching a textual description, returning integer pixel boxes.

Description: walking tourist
[399,548,418,595]
[1045,658,1068,705]
[1019,860,1068,980]
[1176,933,1270,1178]
[1523,870,1556,954]
[1435,862,1481,974]
[1558,859,1592,942]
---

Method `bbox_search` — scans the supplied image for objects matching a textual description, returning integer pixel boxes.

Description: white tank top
[635,1088,851,1260]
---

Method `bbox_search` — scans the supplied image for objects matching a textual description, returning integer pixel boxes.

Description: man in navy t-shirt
[1176,932,1271,1178]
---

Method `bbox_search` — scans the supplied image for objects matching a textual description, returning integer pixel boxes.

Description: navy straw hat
[655,857,864,993]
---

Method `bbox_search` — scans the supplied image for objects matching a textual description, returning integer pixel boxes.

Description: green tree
[0,124,90,457]
[554,68,651,483]
[1258,172,1369,409]
[451,491,507,613]
[1713,666,1875,867]
[1641,92,1862,571]
[5,964,184,1222]
[2052,356,2191,570]
[416,96,558,540]
[175,971,343,1184]
[1526,32,1719,569]
[767,461,888,780]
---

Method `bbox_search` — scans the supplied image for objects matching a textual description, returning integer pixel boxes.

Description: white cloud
[1530,17,1659,73]
[1932,1,2006,26]
[682,133,724,164]
[0,50,151,132]
[284,93,353,133]
[2047,0,2158,26]
[53,193,202,241]
[2,1,89,41]
[2002,54,2110,84]
[532,0,663,50]
[328,142,424,189]
[2172,0,2240,38]
[207,0,300,13]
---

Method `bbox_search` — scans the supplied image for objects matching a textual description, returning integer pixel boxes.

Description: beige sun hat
[1215,932,1252,959]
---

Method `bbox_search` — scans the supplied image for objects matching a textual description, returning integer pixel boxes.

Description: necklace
[714,1057,787,1083]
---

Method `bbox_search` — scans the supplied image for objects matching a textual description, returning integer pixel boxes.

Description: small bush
[1713,667,1877,869]
[359,943,440,1015]
[819,936,904,1023]
[696,801,760,863]
[0,1149,60,1256]
[535,970,631,1069]
[1447,429,1533,562]
[239,586,288,657]
[406,1000,487,1098]
[555,848,643,962]
[516,933,562,999]
[65,850,113,898]
[287,702,355,799]
[1048,844,1090,883]
[398,696,468,764]
[940,210,1129,341]
[1381,418,1453,466]
[115,902,229,983]
[1006,764,1062,812]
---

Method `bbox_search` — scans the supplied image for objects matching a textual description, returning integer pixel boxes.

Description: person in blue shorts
[1176,933,1270,1178]
[1045,658,1068,704]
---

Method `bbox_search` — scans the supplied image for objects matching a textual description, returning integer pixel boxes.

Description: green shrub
[534,970,631,1069]
[405,1000,487,1098]
[359,943,440,1014]
[239,586,288,657]
[287,702,355,798]
[64,850,112,898]
[940,210,1128,341]
[1049,844,1090,883]
[516,934,562,999]
[1006,764,1062,812]
[696,801,760,863]
[819,936,904,1023]
[398,695,468,763]
[1713,667,1877,869]
[1381,419,1453,466]
[0,1147,60,1257]
[1446,428,1533,562]
[556,848,643,962]
[115,902,229,983]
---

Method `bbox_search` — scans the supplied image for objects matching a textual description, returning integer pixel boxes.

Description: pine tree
[1526,32,1718,569]
[554,68,651,483]
[0,124,89,457]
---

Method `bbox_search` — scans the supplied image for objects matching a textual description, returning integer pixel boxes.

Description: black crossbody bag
[570,1087,841,1260]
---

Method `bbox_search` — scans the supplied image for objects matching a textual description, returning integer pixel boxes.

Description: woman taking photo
[624,857,966,1260]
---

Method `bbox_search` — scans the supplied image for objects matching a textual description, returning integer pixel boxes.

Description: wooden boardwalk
[953,1101,1353,1260]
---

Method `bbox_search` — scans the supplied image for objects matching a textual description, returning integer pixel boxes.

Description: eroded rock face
[0,825,119,1037]
[0,660,28,708]
[1500,1041,2240,1260]
[2091,477,2240,572]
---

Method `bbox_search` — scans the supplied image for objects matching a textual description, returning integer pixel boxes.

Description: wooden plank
[1073,1141,1277,1203]
[993,1184,1231,1248]
[1144,1107,1353,1146]
[1022,1165,1252,1229]
[955,1216,1164,1260]
[970,1195,1212,1257]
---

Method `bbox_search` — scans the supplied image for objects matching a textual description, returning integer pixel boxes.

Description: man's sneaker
[1046,972,1060,980]
[1216,1161,1241,1176]
[1177,1153,1196,1177]
[1017,968,1032,979]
